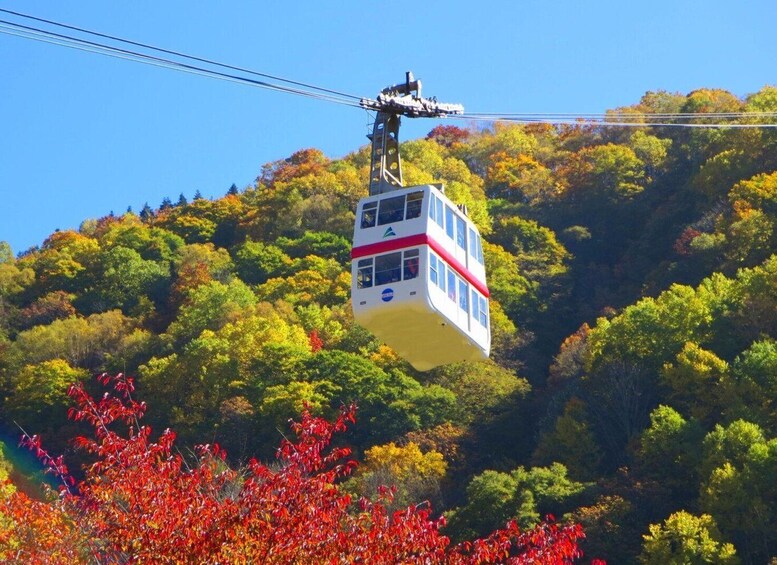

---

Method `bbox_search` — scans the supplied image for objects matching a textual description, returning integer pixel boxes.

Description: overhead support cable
[464,111,777,120]
[0,17,362,108]
[456,112,777,128]
[0,7,361,101]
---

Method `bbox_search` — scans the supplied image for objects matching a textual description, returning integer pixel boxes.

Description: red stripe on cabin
[351,234,428,259]
[351,234,490,298]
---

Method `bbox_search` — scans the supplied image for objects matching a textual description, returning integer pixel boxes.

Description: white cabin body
[351,184,491,371]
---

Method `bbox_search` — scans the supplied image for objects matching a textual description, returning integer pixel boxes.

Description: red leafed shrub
[426,124,471,148]
[308,328,324,352]
[673,227,702,256]
[0,374,590,564]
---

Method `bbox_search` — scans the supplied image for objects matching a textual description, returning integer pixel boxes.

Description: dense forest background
[2,86,777,563]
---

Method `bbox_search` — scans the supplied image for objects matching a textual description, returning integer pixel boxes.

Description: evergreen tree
[139,203,153,221]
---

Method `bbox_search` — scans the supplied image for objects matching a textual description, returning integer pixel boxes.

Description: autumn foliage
[0,374,588,564]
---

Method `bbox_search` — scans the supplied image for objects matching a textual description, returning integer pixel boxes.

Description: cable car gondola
[351,74,490,371]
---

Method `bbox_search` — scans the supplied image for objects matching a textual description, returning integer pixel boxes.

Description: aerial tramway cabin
[351,73,490,371]
[351,183,490,370]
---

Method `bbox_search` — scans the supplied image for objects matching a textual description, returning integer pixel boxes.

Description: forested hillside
[2,86,777,562]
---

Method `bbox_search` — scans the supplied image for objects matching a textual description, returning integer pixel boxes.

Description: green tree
[445,463,586,540]
[0,247,32,298]
[164,279,257,345]
[275,231,351,264]
[445,470,520,541]
[693,149,756,204]
[9,310,141,371]
[84,246,170,314]
[232,240,291,285]
[723,339,777,427]
[239,184,304,242]
[255,258,349,307]
[304,351,445,445]
[628,131,671,179]
[142,309,310,444]
[157,195,244,247]
[430,362,530,426]
[98,217,184,263]
[723,171,777,266]
[640,511,739,565]
[699,420,777,562]
[744,86,777,171]
[0,242,12,264]
[637,405,703,500]
[19,231,98,294]
[532,397,602,481]
[587,283,715,374]
[661,343,730,424]
[560,143,646,201]
[6,360,88,428]
[489,217,569,283]
[259,380,329,428]
[481,241,533,320]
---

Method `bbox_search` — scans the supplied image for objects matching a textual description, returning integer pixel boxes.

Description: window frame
[456,216,466,251]
[435,197,444,229]
[445,205,455,239]
[447,269,456,302]
[374,252,402,286]
[361,201,378,229]
[403,249,420,280]
[458,277,468,312]
[479,296,488,327]
[405,191,423,220]
[468,227,478,258]
[357,257,374,289]
[378,195,406,226]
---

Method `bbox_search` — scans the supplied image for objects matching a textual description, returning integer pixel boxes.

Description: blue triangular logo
[383,227,396,238]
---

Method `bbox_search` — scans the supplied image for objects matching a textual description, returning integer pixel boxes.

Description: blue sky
[1,0,776,255]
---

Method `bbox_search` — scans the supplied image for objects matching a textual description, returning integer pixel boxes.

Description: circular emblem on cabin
[381,288,394,302]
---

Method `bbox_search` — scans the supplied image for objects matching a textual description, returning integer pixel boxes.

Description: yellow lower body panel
[356,301,488,371]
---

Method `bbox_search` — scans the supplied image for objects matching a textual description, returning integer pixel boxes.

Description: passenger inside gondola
[404,255,419,279]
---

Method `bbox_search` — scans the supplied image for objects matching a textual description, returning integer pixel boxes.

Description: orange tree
[0,374,594,564]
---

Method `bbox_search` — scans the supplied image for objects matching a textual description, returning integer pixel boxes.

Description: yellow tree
[348,441,447,512]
